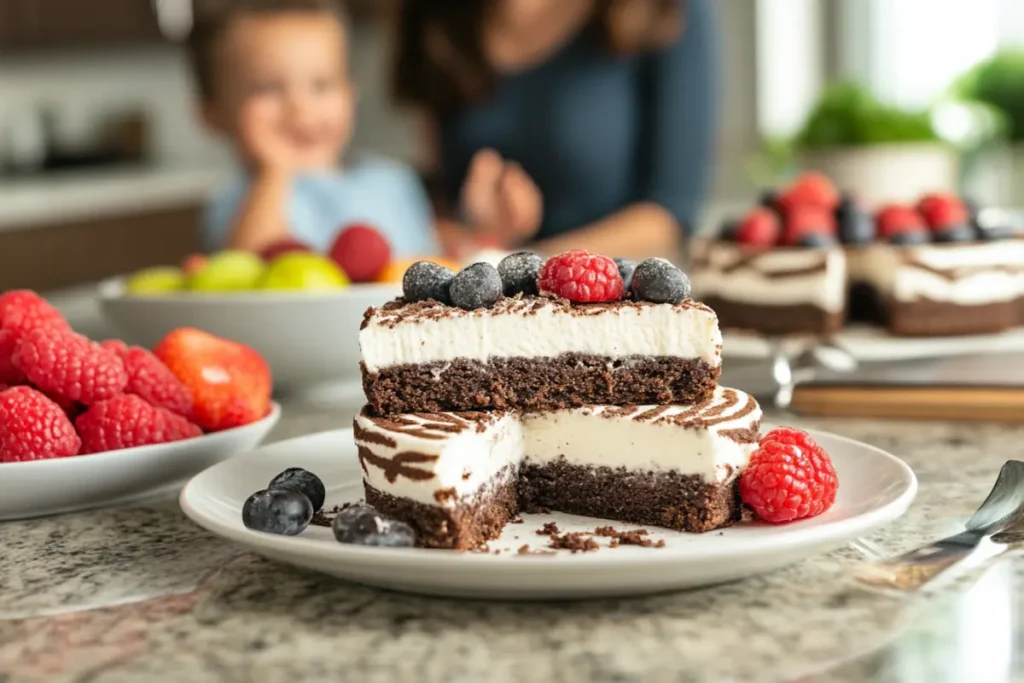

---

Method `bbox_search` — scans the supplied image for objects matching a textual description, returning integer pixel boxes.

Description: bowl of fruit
[99,225,456,391]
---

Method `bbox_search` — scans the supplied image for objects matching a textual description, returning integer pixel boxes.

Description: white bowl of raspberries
[0,290,280,520]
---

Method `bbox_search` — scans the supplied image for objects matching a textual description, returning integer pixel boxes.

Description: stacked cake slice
[355,252,762,549]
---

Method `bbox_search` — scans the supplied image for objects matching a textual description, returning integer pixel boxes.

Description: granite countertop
[1,398,1022,683]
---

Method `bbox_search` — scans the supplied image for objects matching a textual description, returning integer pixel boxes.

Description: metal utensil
[771,340,857,410]
[854,460,1024,592]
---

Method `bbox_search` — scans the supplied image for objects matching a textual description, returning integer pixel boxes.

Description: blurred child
[188,0,438,256]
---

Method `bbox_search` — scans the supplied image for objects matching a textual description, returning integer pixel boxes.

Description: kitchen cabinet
[0,0,164,49]
[0,204,201,291]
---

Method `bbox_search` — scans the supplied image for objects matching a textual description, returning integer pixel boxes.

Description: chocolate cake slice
[359,296,723,415]
[353,386,761,549]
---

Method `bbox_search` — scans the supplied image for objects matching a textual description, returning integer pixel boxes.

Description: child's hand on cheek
[239,98,300,174]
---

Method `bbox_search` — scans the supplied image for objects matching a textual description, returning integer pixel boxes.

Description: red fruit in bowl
[260,239,313,262]
[328,224,391,283]
[181,254,209,276]
[153,328,272,432]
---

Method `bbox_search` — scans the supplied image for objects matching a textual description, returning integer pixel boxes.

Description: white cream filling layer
[692,242,847,312]
[354,386,760,507]
[849,242,1024,305]
[360,301,723,373]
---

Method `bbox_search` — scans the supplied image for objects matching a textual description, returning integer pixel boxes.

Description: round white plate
[724,324,1024,362]
[0,403,281,521]
[180,425,917,600]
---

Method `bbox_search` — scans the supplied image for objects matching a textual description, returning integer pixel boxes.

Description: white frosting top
[359,297,723,373]
[691,241,847,312]
[353,386,761,507]
[848,241,1024,305]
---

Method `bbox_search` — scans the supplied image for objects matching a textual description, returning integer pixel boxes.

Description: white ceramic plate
[180,425,917,600]
[0,403,281,521]
[723,324,1024,362]
[98,278,401,391]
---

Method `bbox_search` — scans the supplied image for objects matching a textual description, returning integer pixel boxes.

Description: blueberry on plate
[450,262,502,310]
[932,224,975,243]
[497,252,543,296]
[798,232,838,248]
[630,258,691,304]
[889,230,930,246]
[613,258,637,291]
[332,504,417,547]
[242,488,313,536]
[834,195,875,244]
[268,467,326,513]
[403,261,454,304]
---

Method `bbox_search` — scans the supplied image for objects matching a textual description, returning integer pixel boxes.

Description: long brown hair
[393,0,685,114]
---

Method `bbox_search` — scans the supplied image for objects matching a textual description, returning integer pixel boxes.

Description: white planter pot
[800,143,959,206]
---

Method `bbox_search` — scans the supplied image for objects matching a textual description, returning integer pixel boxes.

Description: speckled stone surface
[2,397,1023,683]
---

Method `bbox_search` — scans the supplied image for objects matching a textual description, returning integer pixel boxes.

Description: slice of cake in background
[354,386,762,549]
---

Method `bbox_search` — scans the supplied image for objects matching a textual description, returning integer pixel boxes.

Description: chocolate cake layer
[701,297,844,336]
[886,297,1019,337]
[361,354,720,416]
[365,476,519,550]
[518,459,742,533]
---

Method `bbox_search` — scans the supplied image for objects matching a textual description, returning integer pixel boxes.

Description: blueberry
[630,258,691,304]
[798,232,838,248]
[759,188,781,211]
[835,195,875,245]
[889,230,930,246]
[268,467,326,513]
[449,262,502,310]
[242,488,313,535]
[497,252,543,296]
[933,224,975,243]
[613,258,637,291]
[402,261,454,304]
[332,504,417,547]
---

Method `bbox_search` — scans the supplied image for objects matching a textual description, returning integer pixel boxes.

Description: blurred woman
[394,0,719,258]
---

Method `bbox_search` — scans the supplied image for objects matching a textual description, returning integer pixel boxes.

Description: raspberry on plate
[0,386,82,462]
[154,328,272,432]
[12,328,128,406]
[119,346,194,417]
[734,207,781,247]
[777,172,840,213]
[739,426,838,523]
[916,193,968,230]
[782,206,837,246]
[875,204,927,240]
[0,329,25,385]
[538,250,624,302]
[0,290,70,336]
[76,394,203,454]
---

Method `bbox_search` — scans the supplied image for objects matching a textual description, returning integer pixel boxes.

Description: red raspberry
[876,204,926,238]
[739,427,838,523]
[734,207,781,246]
[328,224,391,282]
[12,328,128,406]
[537,250,624,302]
[777,172,840,213]
[75,394,203,454]
[100,339,130,357]
[782,206,837,246]
[0,386,81,462]
[916,193,968,230]
[0,329,25,385]
[0,290,70,335]
[119,346,194,417]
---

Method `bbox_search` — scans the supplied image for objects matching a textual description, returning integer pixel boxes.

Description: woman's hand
[462,149,543,247]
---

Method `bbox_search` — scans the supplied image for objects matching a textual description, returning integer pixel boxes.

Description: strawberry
[329,224,392,283]
[153,328,272,432]
[782,205,837,246]
[734,208,781,247]
[777,172,840,213]
[916,193,968,230]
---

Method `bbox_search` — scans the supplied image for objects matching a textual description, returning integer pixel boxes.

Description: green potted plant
[753,82,958,205]
[956,50,1024,203]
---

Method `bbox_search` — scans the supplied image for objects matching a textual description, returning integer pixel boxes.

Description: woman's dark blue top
[438,0,719,239]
